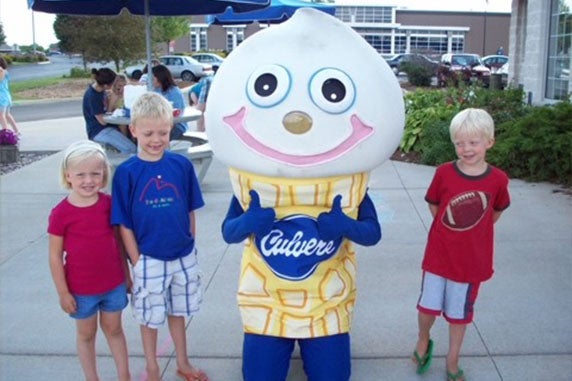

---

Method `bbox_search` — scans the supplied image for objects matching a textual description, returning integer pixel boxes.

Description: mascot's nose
[283,111,312,134]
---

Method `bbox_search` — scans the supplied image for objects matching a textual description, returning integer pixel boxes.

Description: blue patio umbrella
[28,0,271,88]
[206,0,335,25]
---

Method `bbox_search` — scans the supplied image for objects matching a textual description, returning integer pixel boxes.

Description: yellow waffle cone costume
[204,7,405,378]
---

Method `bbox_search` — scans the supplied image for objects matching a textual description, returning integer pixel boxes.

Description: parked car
[437,53,491,87]
[191,53,225,70]
[385,53,438,75]
[482,54,509,72]
[124,55,212,82]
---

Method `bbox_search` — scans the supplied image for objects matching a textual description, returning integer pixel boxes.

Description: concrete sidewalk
[1,117,571,380]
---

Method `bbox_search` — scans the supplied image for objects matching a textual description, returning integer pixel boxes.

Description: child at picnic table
[412,108,510,381]
[48,140,132,381]
[107,74,132,140]
[82,67,136,154]
[111,92,209,381]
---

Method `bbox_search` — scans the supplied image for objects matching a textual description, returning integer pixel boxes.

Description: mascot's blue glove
[222,190,276,243]
[317,193,381,246]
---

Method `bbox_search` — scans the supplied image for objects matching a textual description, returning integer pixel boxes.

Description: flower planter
[0,145,19,164]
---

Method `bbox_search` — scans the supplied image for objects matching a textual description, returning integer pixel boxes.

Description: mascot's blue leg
[242,333,295,381]
[300,333,351,381]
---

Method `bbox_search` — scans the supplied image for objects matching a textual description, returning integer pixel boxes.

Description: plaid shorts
[131,250,202,328]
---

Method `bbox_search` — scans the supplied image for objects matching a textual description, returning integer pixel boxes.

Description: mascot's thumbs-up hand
[246,190,276,236]
[222,190,276,243]
[317,195,351,241]
[317,194,382,246]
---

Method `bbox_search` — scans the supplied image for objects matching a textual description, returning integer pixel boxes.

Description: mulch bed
[0,151,59,176]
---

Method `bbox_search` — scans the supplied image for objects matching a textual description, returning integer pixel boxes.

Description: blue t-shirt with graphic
[111,151,204,260]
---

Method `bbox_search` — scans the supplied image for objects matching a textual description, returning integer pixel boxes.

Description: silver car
[160,55,212,82]
[124,55,212,82]
[191,53,225,70]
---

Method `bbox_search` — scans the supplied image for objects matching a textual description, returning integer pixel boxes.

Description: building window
[546,0,571,100]
[407,29,458,54]
[226,28,245,51]
[337,6,393,23]
[190,27,207,51]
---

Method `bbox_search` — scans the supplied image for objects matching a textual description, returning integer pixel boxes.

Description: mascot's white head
[205,8,404,178]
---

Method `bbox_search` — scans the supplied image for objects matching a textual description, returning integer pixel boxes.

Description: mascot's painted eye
[309,68,355,114]
[246,64,291,108]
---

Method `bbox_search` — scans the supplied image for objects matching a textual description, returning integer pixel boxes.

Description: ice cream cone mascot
[205,8,404,381]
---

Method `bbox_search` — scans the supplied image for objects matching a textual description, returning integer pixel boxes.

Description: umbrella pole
[145,0,153,91]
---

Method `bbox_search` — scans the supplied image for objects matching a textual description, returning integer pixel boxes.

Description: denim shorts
[70,283,128,320]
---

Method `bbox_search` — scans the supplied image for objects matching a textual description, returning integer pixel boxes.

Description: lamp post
[482,0,488,56]
[32,11,37,54]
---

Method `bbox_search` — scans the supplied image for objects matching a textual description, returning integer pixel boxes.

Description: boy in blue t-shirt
[111,92,209,381]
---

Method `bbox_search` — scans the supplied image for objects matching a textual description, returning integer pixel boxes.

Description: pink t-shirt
[48,193,125,295]
[423,162,510,283]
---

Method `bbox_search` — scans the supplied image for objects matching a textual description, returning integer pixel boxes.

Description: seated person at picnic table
[188,81,203,106]
[82,68,136,154]
[195,66,218,132]
[138,59,161,86]
[152,64,188,141]
[106,74,132,140]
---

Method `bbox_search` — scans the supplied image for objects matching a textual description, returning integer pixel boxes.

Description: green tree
[54,11,147,71]
[152,17,190,53]
[0,23,6,46]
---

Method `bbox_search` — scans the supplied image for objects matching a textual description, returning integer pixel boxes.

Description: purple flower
[0,129,19,145]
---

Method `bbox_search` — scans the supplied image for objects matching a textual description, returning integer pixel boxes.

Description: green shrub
[401,88,458,153]
[402,86,528,154]
[67,67,92,78]
[489,100,572,186]
[417,119,457,165]
[401,61,433,87]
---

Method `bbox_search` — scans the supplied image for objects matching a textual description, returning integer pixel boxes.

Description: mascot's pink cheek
[222,108,374,167]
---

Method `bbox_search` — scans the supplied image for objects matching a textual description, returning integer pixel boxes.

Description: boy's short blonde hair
[130,92,173,128]
[60,140,110,189]
[449,108,495,142]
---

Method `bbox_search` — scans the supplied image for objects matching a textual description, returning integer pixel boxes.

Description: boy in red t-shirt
[412,108,510,381]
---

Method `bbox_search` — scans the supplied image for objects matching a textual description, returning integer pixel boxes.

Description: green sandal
[413,339,434,374]
[446,368,465,380]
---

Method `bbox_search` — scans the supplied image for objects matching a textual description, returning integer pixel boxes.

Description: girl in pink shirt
[48,140,131,381]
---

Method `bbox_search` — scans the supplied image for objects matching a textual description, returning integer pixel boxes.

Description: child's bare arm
[114,227,132,291]
[428,204,439,219]
[48,234,77,314]
[118,225,140,265]
[190,211,196,238]
[493,210,504,223]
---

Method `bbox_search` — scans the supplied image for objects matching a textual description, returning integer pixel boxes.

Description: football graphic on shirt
[442,191,490,231]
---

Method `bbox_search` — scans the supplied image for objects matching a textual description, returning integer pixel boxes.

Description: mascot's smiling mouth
[223,107,374,167]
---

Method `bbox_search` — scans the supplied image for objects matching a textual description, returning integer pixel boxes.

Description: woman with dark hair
[152,64,187,140]
[82,68,136,154]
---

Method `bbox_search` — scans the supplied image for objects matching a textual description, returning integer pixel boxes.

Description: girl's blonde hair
[60,140,110,189]
[449,108,495,142]
[130,92,173,128]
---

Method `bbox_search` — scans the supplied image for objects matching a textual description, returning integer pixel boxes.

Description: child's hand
[317,195,350,241]
[59,292,77,314]
[126,275,134,294]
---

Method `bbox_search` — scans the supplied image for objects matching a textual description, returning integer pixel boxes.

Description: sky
[0,0,512,49]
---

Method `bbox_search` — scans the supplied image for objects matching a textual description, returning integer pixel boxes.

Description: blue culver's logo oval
[255,215,343,281]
